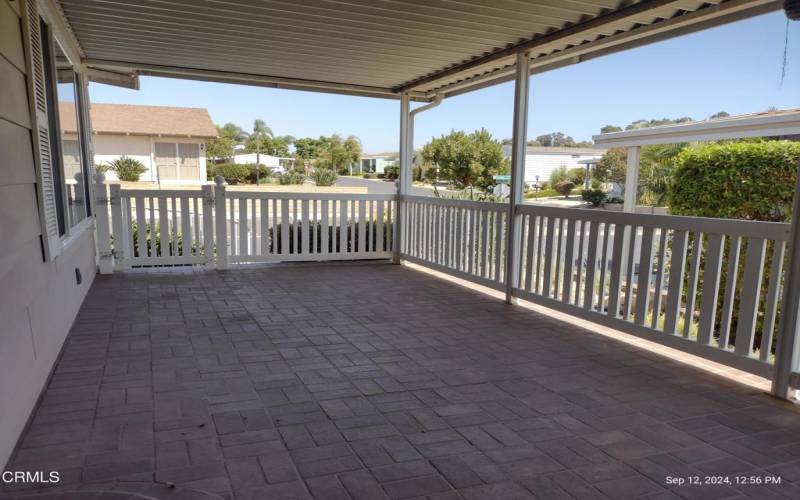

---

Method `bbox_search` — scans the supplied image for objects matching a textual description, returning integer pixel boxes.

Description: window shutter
[22,0,61,260]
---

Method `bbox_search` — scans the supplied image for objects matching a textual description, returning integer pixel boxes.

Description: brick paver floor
[4,263,800,500]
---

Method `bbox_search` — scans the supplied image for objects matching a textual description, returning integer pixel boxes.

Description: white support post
[623,146,640,213]
[394,92,411,263]
[109,182,127,269]
[772,158,800,400]
[214,175,228,269]
[94,173,113,274]
[505,51,530,304]
[202,184,215,268]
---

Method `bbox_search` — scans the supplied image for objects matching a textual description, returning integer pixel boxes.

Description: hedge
[668,141,800,222]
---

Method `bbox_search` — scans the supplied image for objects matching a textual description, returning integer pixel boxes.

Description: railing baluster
[607,223,626,318]
[683,232,704,338]
[494,211,504,283]
[180,195,191,257]
[634,226,655,325]
[562,218,576,303]
[358,199,366,254]
[622,226,637,321]
[697,233,725,344]
[575,220,587,305]
[760,240,786,361]
[650,228,668,329]
[584,220,599,309]
[735,237,767,356]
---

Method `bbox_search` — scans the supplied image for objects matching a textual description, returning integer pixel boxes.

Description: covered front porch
[5,263,800,500]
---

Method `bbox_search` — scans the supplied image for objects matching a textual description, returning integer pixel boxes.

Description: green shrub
[212,163,250,184]
[279,171,305,185]
[554,180,575,197]
[549,166,568,185]
[567,167,586,186]
[383,165,399,180]
[581,189,607,207]
[309,168,338,186]
[104,156,148,182]
[668,140,800,221]
[363,172,377,179]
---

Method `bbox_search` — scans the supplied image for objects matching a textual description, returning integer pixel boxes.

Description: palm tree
[252,119,274,183]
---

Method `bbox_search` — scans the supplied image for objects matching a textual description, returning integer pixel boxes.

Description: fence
[400,195,508,291]
[95,178,396,270]
[396,196,793,381]
[95,179,798,389]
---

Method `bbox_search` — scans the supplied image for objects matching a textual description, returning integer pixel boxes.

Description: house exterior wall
[232,152,280,168]
[523,151,604,185]
[65,133,208,183]
[0,0,96,467]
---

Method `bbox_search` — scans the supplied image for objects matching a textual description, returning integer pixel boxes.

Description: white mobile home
[60,102,217,184]
[502,145,606,186]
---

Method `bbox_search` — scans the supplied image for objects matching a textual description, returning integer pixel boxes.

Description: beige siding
[0,0,96,467]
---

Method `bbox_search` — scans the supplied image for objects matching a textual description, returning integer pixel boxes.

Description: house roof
[362,152,400,160]
[58,0,779,101]
[501,145,607,157]
[59,102,218,139]
[593,108,800,148]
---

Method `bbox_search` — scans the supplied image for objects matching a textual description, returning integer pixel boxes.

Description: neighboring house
[59,102,217,183]
[232,152,295,172]
[361,153,399,174]
[502,145,607,186]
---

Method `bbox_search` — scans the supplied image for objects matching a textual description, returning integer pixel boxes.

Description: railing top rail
[120,188,205,198]
[516,203,790,240]
[226,191,398,201]
[402,194,507,212]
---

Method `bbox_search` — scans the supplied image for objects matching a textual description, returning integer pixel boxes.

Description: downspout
[407,93,444,172]
[395,93,443,264]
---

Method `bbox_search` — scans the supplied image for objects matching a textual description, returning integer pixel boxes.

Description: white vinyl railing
[396,195,792,379]
[221,189,396,265]
[95,178,798,387]
[511,205,790,378]
[400,195,508,291]
[110,185,214,268]
[95,178,395,270]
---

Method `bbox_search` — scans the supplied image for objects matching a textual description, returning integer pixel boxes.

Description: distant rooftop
[501,145,606,157]
[594,108,800,148]
[60,102,218,139]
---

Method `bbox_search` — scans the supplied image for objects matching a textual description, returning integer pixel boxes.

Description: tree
[420,129,507,190]
[526,139,542,147]
[219,122,248,143]
[293,137,327,160]
[315,134,362,173]
[535,132,576,147]
[709,111,730,119]
[574,140,593,148]
[205,124,236,162]
[600,124,623,134]
[593,148,627,185]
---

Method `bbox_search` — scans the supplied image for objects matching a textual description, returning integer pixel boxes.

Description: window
[42,22,90,232]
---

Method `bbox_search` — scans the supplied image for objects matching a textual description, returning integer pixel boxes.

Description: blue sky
[89,12,799,153]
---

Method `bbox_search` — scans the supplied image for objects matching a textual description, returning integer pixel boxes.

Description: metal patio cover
[59,0,778,100]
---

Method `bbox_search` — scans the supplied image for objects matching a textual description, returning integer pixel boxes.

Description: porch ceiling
[57,0,780,100]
